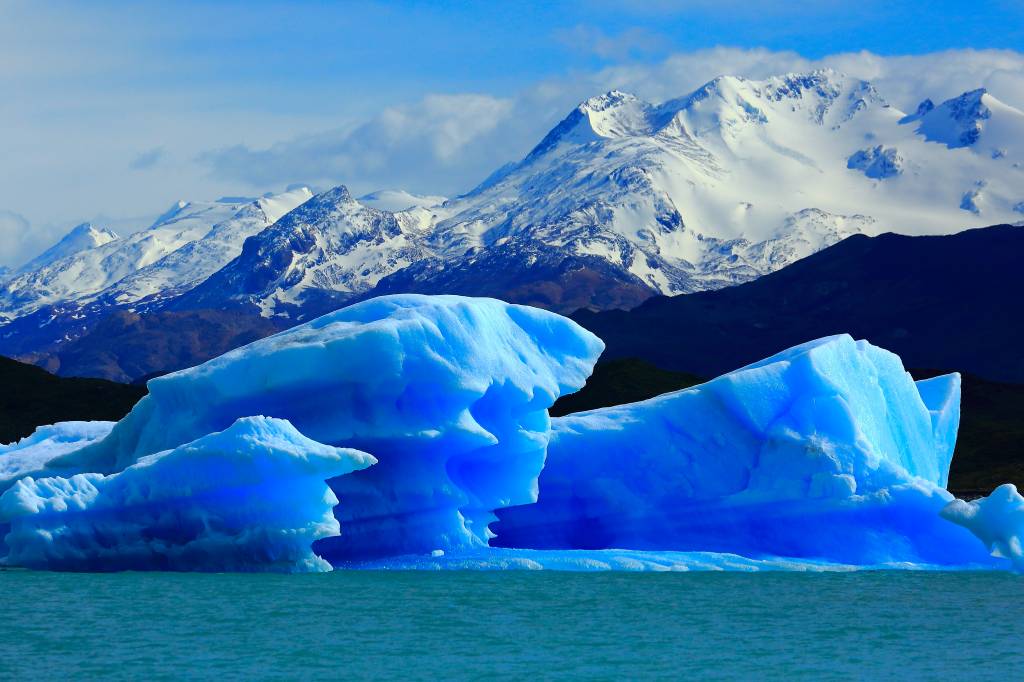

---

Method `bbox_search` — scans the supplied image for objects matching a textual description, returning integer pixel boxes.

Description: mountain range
[1,69,1022,380]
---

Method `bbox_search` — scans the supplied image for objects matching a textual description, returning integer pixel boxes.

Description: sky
[2,0,1023,266]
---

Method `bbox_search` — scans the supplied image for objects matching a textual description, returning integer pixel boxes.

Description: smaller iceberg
[493,335,995,567]
[0,417,375,572]
[0,421,115,493]
[942,484,1024,571]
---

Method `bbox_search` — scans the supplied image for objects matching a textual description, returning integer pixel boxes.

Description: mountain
[17,222,119,275]
[174,186,434,318]
[358,189,446,212]
[411,73,1023,299]
[2,70,1024,380]
[0,188,312,321]
[572,223,1024,384]
[177,71,1024,320]
[0,355,145,445]
[96,187,313,306]
[0,188,311,367]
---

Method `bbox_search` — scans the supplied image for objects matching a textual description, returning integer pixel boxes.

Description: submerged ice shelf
[0,294,1016,572]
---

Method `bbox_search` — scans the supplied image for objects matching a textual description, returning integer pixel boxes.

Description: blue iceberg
[942,484,1024,570]
[0,417,374,572]
[47,295,604,562]
[492,335,994,567]
[0,295,1015,572]
[0,421,115,492]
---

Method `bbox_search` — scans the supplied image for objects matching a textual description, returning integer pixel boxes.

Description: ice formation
[492,335,995,567]
[942,484,1024,570]
[0,295,1019,572]
[50,295,604,561]
[0,421,115,493]
[0,417,374,572]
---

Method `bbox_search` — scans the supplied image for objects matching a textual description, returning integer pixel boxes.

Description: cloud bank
[199,48,1024,201]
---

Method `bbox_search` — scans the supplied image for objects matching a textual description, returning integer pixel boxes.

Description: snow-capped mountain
[179,70,1023,318]
[0,188,311,321]
[416,72,1023,297]
[17,222,119,275]
[2,69,1023,380]
[358,189,446,212]
[94,187,312,306]
[177,186,433,316]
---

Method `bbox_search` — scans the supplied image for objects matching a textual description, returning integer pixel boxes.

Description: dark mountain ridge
[573,224,1024,384]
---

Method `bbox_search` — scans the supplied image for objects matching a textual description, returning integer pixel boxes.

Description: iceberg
[0,417,375,572]
[0,421,115,493]
[942,484,1024,570]
[492,335,996,567]
[49,295,604,561]
[0,296,1015,572]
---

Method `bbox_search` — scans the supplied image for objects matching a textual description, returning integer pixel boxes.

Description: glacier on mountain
[17,223,119,275]
[0,417,375,572]
[0,294,1019,572]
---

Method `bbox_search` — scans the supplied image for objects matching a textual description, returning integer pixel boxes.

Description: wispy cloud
[196,48,1024,198]
[200,94,515,195]
[129,147,165,171]
[0,210,59,268]
[555,25,669,60]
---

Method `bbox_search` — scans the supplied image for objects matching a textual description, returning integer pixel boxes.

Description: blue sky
[2,0,1023,264]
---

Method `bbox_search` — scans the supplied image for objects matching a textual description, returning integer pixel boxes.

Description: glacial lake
[1,570,1021,680]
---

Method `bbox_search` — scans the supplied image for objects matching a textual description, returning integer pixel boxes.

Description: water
[1,570,1021,680]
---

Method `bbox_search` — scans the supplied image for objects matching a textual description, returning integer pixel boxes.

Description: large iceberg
[0,296,1015,572]
[0,417,375,572]
[492,335,995,567]
[45,295,604,561]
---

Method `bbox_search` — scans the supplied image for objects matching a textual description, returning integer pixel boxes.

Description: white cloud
[200,94,517,196]
[129,147,166,171]
[196,48,1024,198]
[0,210,57,268]
[555,25,669,60]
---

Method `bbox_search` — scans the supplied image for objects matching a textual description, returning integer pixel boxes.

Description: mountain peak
[312,185,355,205]
[904,87,993,148]
[358,189,446,212]
[256,186,314,224]
[526,90,652,159]
[17,221,119,274]
[149,200,191,229]
[579,90,641,112]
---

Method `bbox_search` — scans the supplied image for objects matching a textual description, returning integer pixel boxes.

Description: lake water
[1,570,1021,680]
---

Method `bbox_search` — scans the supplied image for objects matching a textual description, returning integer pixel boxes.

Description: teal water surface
[1,570,1021,680]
